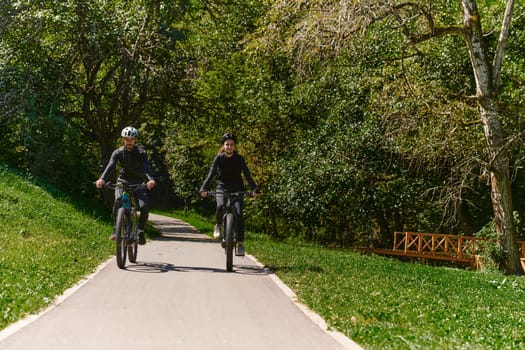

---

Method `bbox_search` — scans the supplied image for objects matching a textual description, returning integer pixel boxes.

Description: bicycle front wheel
[128,211,138,263]
[224,213,234,272]
[115,208,128,269]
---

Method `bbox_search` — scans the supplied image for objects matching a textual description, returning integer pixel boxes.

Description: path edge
[0,258,113,342]
[246,253,363,350]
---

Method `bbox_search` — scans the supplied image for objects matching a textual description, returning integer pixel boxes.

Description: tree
[163,125,210,212]
[251,0,523,273]
[160,0,269,209]
[0,0,195,198]
[459,0,521,274]
[66,0,164,163]
[0,1,104,190]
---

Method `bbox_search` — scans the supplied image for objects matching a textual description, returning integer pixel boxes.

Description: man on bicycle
[95,126,156,245]
[199,133,258,256]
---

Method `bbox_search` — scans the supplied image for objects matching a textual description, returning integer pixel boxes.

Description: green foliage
[0,166,114,329]
[166,0,513,248]
[2,0,525,258]
[238,0,519,245]
[475,212,525,270]
[243,23,482,242]
[163,125,211,210]
[0,0,196,192]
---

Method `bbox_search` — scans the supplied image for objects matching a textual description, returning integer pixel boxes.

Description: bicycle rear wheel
[115,208,128,269]
[128,211,138,263]
[224,213,234,272]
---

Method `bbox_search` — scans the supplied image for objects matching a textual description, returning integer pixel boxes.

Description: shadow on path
[153,234,217,244]
[123,261,272,276]
[149,215,216,244]
[123,262,222,273]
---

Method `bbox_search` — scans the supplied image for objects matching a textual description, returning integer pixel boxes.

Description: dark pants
[215,193,245,242]
[114,187,149,230]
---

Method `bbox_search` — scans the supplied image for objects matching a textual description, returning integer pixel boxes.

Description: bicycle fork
[128,208,139,245]
[222,212,238,249]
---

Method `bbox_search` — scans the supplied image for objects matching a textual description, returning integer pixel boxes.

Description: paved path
[0,214,362,350]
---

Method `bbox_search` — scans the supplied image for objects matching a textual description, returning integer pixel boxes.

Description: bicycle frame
[105,181,145,268]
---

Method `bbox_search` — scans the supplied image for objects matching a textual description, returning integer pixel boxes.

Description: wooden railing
[363,231,525,270]
[393,231,485,262]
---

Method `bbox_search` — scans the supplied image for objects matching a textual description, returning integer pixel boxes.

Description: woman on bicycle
[199,133,258,256]
[95,126,156,245]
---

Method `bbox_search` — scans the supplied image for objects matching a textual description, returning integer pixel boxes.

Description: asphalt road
[0,213,362,350]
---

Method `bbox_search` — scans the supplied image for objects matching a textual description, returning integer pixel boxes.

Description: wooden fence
[365,231,525,270]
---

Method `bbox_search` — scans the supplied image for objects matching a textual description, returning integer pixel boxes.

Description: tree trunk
[461,0,522,274]
[478,99,522,273]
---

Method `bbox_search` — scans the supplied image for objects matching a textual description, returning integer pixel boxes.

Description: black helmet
[221,133,237,144]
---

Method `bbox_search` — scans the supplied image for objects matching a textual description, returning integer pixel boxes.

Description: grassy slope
[0,167,114,330]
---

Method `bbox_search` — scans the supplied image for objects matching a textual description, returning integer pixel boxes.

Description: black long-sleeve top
[200,152,257,192]
[99,146,155,184]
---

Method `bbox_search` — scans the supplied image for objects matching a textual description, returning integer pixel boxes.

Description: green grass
[249,236,525,349]
[2,172,525,349]
[158,209,525,350]
[0,167,115,330]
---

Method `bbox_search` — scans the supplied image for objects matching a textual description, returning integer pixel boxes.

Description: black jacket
[100,146,154,184]
[200,152,257,192]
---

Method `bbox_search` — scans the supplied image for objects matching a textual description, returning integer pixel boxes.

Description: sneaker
[138,230,146,245]
[236,243,245,256]
[109,233,116,241]
[213,224,221,239]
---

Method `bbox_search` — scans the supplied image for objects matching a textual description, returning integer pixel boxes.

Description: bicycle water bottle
[121,192,131,209]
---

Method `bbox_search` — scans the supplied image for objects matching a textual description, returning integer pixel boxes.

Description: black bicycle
[206,190,254,272]
[104,181,145,269]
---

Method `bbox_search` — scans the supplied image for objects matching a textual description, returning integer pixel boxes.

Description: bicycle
[102,181,146,269]
[206,190,254,272]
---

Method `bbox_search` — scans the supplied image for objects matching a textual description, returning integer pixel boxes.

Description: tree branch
[492,0,515,92]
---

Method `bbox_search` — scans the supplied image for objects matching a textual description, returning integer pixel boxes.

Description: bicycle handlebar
[97,181,148,190]
[205,190,256,198]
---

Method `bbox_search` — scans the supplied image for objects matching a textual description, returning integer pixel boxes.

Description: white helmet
[121,126,138,138]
